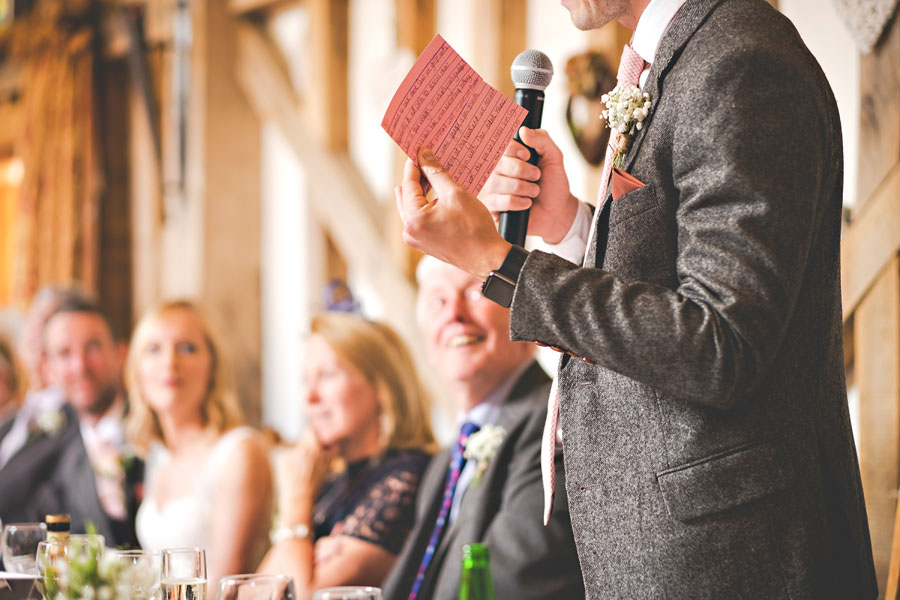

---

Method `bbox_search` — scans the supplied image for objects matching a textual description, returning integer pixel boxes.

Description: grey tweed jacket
[509,1,877,598]
[381,362,584,600]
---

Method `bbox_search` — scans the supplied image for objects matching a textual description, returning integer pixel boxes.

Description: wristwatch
[481,245,529,308]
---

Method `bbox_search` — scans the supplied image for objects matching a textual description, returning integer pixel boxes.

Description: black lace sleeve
[329,449,430,555]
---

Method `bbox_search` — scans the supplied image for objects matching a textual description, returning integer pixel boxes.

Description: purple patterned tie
[408,422,481,600]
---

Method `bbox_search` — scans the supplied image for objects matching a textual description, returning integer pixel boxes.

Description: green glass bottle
[459,543,495,600]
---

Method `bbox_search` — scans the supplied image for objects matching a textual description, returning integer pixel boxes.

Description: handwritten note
[382,35,528,197]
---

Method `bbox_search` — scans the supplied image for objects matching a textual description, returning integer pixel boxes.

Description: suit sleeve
[509,46,838,410]
[479,407,584,599]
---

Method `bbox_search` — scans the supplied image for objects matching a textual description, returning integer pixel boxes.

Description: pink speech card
[382,35,528,197]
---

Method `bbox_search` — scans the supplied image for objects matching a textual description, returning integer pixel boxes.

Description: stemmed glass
[1,522,47,574]
[161,548,207,600]
[310,588,381,600]
[216,574,295,600]
[115,549,162,599]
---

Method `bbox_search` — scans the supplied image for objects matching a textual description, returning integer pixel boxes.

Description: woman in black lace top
[258,313,438,595]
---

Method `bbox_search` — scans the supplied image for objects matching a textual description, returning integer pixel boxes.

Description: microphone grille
[510,50,554,91]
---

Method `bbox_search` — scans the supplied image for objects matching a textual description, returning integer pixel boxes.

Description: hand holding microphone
[498,50,554,247]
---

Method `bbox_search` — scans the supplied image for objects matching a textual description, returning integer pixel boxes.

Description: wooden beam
[841,164,900,321]
[888,494,900,599]
[392,0,437,282]
[202,0,264,423]
[307,0,348,150]
[229,0,296,17]
[856,257,900,594]
[396,0,436,56]
[472,0,526,97]
[234,22,429,371]
[858,2,900,208]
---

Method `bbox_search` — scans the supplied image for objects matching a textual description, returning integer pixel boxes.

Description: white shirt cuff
[532,202,592,264]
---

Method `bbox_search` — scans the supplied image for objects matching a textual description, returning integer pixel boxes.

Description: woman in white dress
[125,300,273,588]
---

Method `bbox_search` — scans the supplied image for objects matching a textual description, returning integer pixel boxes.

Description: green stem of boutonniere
[612,133,632,168]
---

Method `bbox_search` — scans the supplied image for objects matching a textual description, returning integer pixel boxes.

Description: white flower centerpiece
[464,425,507,484]
[601,85,651,167]
[39,537,155,600]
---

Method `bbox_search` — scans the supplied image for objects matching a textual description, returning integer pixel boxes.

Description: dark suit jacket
[0,405,142,548]
[508,1,877,598]
[0,406,76,524]
[381,362,584,600]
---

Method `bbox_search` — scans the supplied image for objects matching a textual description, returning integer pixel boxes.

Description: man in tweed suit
[381,257,583,599]
[394,0,877,597]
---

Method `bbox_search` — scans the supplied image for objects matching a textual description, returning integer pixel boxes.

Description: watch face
[481,274,514,308]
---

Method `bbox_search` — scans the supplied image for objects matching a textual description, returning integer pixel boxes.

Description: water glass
[161,548,207,600]
[1,522,47,574]
[310,587,381,600]
[216,574,295,600]
[115,549,162,599]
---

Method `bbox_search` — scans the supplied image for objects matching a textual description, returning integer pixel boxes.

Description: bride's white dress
[136,427,257,552]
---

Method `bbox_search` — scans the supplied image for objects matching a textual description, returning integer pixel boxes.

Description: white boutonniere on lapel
[464,425,506,485]
[28,407,66,440]
[601,85,651,167]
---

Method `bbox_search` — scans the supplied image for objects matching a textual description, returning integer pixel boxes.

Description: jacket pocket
[656,439,796,522]
[608,181,659,226]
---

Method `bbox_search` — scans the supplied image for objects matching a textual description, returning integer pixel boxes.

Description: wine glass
[216,574,295,600]
[310,587,381,600]
[115,549,162,599]
[161,548,207,600]
[1,522,47,574]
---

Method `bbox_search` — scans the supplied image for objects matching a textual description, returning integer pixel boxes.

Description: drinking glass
[216,574,295,600]
[0,522,46,574]
[161,548,207,600]
[115,549,162,599]
[310,587,381,600]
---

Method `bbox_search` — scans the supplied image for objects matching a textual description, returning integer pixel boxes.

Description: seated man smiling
[381,256,584,600]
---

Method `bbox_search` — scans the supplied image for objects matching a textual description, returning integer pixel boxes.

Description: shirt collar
[80,399,125,446]
[631,0,689,65]
[456,361,532,429]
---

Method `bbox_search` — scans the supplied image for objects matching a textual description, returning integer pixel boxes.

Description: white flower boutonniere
[464,425,507,485]
[33,407,66,437]
[601,85,651,167]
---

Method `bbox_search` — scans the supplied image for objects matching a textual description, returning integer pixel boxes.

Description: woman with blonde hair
[258,312,438,595]
[126,300,273,587]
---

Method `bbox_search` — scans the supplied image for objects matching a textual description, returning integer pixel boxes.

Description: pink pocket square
[611,168,646,201]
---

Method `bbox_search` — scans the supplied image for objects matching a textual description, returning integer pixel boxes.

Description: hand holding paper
[382,35,527,198]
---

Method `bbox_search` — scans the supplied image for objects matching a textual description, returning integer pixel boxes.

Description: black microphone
[499,50,554,247]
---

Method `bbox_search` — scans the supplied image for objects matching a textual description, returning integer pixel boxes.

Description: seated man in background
[381,256,584,600]
[1,295,142,548]
[0,288,85,525]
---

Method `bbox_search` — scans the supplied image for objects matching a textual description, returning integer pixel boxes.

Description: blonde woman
[258,313,438,595]
[127,300,273,587]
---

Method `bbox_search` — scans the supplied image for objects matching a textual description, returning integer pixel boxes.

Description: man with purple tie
[381,256,583,600]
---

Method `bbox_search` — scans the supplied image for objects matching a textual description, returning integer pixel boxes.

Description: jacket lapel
[60,432,112,538]
[432,363,549,577]
[622,0,723,173]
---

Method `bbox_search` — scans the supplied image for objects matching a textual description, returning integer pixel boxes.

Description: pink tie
[541,43,647,526]
[597,43,647,207]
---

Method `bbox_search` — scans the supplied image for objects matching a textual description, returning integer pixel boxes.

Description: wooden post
[392,0,436,281]
[307,0,349,151]
[471,0,526,96]
[199,0,263,423]
[856,258,900,592]
[854,9,900,593]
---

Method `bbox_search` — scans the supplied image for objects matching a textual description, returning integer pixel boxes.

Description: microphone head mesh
[510,50,554,91]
